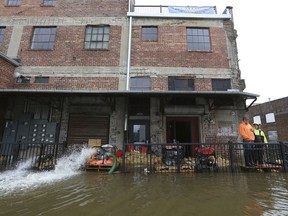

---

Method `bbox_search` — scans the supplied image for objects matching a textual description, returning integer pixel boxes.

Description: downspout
[124,0,133,144]
[126,9,133,90]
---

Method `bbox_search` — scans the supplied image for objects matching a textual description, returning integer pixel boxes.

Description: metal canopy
[0,89,258,99]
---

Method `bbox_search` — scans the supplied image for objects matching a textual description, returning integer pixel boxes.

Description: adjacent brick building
[248,97,288,142]
[0,0,258,152]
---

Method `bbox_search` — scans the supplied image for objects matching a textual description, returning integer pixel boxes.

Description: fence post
[279,142,288,172]
[121,143,126,173]
[149,145,152,174]
[11,142,21,168]
[228,141,234,173]
[177,144,180,173]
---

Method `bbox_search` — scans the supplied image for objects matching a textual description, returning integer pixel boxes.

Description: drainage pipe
[108,154,118,175]
[126,16,133,91]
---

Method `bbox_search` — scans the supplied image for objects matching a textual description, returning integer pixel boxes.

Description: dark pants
[243,140,255,166]
[254,143,264,164]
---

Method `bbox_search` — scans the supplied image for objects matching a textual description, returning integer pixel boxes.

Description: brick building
[0,0,258,152]
[247,97,288,142]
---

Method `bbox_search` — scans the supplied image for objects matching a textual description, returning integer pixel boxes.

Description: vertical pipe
[126,16,132,91]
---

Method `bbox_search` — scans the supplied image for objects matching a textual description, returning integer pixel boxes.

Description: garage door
[67,113,109,145]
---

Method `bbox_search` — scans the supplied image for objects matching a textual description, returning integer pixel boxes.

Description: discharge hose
[108,153,117,174]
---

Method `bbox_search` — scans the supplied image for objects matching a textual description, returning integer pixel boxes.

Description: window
[142,26,158,41]
[7,0,21,6]
[253,115,261,124]
[268,131,278,142]
[187,28,211,51]
[84,25,110,49]
[34,77,49,83]
[212,79,231,90]
[130,77,151,91]
[31,27,56,50]
[266,113,275,123]
[168,77,195,91]
[42,0,56,6]
[0,27,5,47]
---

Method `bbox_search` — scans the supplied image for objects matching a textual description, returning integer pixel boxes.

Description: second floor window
[212,79,231,91]
[31,27,56,50]
[187,28,211,51]
[0,27,5,47]
[168,77,195,91]
[7,0,21,6]
[42,0,56,6]
[130,77,151,91]
[84,25,110,49]
[142,26,158,41]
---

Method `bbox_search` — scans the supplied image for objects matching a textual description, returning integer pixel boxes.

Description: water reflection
[0,172,287,216]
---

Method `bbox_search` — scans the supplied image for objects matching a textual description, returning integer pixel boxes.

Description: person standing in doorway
[253,122,268,165]
[239,116,255,167]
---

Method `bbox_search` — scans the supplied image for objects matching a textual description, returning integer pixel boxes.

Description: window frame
[142,26,158,42]
[266,113,275,123]
[253,115,262,125]
[212,79,231,91]
[168,77,195,91]
[6,0,21,6]
[31,27,56,50]
[42,0,56,6]
[84,25,110,50]
[187,27,211,51]
[0,27,6,47]
[34,77,49,84]
[129,77,151,91]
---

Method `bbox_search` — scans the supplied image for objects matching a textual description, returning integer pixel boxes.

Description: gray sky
[136,0,288,103]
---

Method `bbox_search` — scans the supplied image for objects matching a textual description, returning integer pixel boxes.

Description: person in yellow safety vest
[252,122,268,165]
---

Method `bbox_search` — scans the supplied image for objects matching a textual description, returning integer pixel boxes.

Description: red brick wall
[151,77,168,91]
[131,26,229,68]
[0,0,128,17]
[19,25,121,66]
[195,78,211,91]
[13,77,119,90]
[0,58,16,88]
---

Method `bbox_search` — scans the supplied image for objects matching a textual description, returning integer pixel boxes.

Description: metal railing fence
[0,142,64,170]
[1,141,287,174]
[121,142,288,174]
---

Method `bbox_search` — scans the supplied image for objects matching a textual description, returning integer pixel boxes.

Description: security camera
[13,72,30,82]
[13,72,21,78]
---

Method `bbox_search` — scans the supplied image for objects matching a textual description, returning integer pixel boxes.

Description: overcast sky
[136,0,287,104]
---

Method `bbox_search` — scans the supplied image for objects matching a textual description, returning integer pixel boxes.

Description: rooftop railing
[130,5,232,16]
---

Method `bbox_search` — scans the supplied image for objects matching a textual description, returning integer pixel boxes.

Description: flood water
[1,149,288,216]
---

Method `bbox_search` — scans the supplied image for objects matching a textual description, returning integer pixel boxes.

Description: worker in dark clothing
[253,122,268,165]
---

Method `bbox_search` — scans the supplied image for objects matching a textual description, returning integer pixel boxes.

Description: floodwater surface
[0,149,287,216]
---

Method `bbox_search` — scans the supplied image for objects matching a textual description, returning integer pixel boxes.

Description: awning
[0,88,258,98]
[0,89,258,109]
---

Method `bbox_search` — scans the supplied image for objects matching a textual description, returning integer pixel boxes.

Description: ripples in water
[0,157,287,216]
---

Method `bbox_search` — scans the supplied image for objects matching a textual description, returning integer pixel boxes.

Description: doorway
[128,120,150,143]
[166,117,199,157]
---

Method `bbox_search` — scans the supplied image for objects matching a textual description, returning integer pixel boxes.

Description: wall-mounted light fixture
[13,72,31,83]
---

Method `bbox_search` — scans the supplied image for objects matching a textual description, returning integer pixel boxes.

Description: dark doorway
[128,120,150,144]
[166,117,199,157]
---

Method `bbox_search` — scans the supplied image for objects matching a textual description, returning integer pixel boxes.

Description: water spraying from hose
[0,147,96,197]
